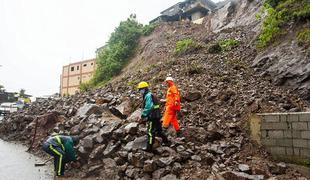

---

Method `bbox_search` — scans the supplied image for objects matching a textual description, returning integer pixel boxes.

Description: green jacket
[47,135,77,162]
[142,92,154,118]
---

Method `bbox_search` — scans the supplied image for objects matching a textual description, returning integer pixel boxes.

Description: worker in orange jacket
[162,77,181,136]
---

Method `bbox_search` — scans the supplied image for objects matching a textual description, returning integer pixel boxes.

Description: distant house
[150,0,217,24]
[60,59,96,96]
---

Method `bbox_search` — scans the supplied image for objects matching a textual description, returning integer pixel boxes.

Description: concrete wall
[250,112,310,161]
[191,11,203,21]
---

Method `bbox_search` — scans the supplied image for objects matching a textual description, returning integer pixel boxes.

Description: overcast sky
[0,0,221,97]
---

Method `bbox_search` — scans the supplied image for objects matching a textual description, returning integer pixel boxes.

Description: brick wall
[251,112,310,161]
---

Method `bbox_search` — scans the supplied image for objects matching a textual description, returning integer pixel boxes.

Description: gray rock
[191,155,202,161]
[77,104,102,117]
[176,145,186,152]
[172,162,182,174]
[221,171,264,180]
[238,164,250,173]
[152,168,169,179]
[161,174,178,180]
[143,160,157,173]
[104,142,121,157]
[125,167,140,178]
[89,144,106,160]
[158,156,175,167]
[99,120,122,137]
[183,92,202,102]
[129,152,145,168]
[80,136,94,150]
[127,109,142,122]
[125,122,139,135]
[116,99,133,117]
[102,158,117,169]
[86,164,103,177]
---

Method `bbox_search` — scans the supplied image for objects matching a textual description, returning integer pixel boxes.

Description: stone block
[294,148,300,156]
[293,139,308,148]
[299,113,310,122]
[300,149,310,158]
[292,122,308,130]
[264,115,279,123]
[268,130,283,138]
[262,139,276,146]
[270,147,286,155]
[301,131,310,139]
[261,123,289,130]
[276,139,293,147]
[285,147,293,155]
[280,115,288,122]
[288,114,299,122]
[284,131,302,138]
[283,131,292,138]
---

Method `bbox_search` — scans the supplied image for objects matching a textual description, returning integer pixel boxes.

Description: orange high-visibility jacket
[166,83,181,111]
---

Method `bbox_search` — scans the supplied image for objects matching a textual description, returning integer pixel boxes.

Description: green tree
[91,15,156,87]
[0,85,5,93]
[19,89,26,98]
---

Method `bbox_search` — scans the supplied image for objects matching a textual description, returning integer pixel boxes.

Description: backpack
[150,94,162,119]
[143,93,162,119]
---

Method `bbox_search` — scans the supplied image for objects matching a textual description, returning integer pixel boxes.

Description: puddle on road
[0,139,53,180]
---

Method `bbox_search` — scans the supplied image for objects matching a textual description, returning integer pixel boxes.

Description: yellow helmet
[137,81,149,89]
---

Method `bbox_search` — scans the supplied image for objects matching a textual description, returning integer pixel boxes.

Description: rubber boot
[143,143,153,153]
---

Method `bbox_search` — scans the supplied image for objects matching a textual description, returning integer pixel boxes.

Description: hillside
[0,0,310,179]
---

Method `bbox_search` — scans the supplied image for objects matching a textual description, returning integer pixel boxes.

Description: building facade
[150,0,217,24]
[60,59,96,96]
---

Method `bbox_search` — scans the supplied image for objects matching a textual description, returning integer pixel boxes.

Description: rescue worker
[137,81,170,152]
[42,135,79,177]
[162,77,182,136]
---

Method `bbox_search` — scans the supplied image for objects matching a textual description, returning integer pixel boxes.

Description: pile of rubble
[1,7,310,180]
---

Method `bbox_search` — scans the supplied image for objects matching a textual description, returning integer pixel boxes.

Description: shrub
[297,28,310,45]
[79,81,94,92]
[257,0,310,48]
[175,39,198,55]
[142,24,157,36]
[92,15,153,86]
[219,39,240,51]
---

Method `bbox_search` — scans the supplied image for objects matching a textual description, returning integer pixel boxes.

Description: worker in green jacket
[137,81,170,152]
[42,135,79,176]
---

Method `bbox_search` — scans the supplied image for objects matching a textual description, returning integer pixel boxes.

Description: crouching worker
[42,135,79,177]
[137,81,170,152]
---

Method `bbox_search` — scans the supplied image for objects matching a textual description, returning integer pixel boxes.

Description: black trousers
[42,142,66,176]
[147,117,169,148]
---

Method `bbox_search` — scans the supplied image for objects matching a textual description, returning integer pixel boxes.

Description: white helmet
[165,77,174,81]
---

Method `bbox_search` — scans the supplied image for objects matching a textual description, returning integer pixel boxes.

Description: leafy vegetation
[142,24,157,36]
[0,84,4,92]
[219,39,240,51]
[81,15,155,90]
[257,0,310,48]
[297,28,310,44]
[175,39,199,55]
[79,82,93,92]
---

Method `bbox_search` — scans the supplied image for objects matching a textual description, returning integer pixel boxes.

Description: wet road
[0,139,53,180]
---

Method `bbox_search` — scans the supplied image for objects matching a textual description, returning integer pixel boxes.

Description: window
[71,67,74,71]
[77,77,80,80]
[77,66,79,70]
[83,64,87,67]
[91,62,94,66]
